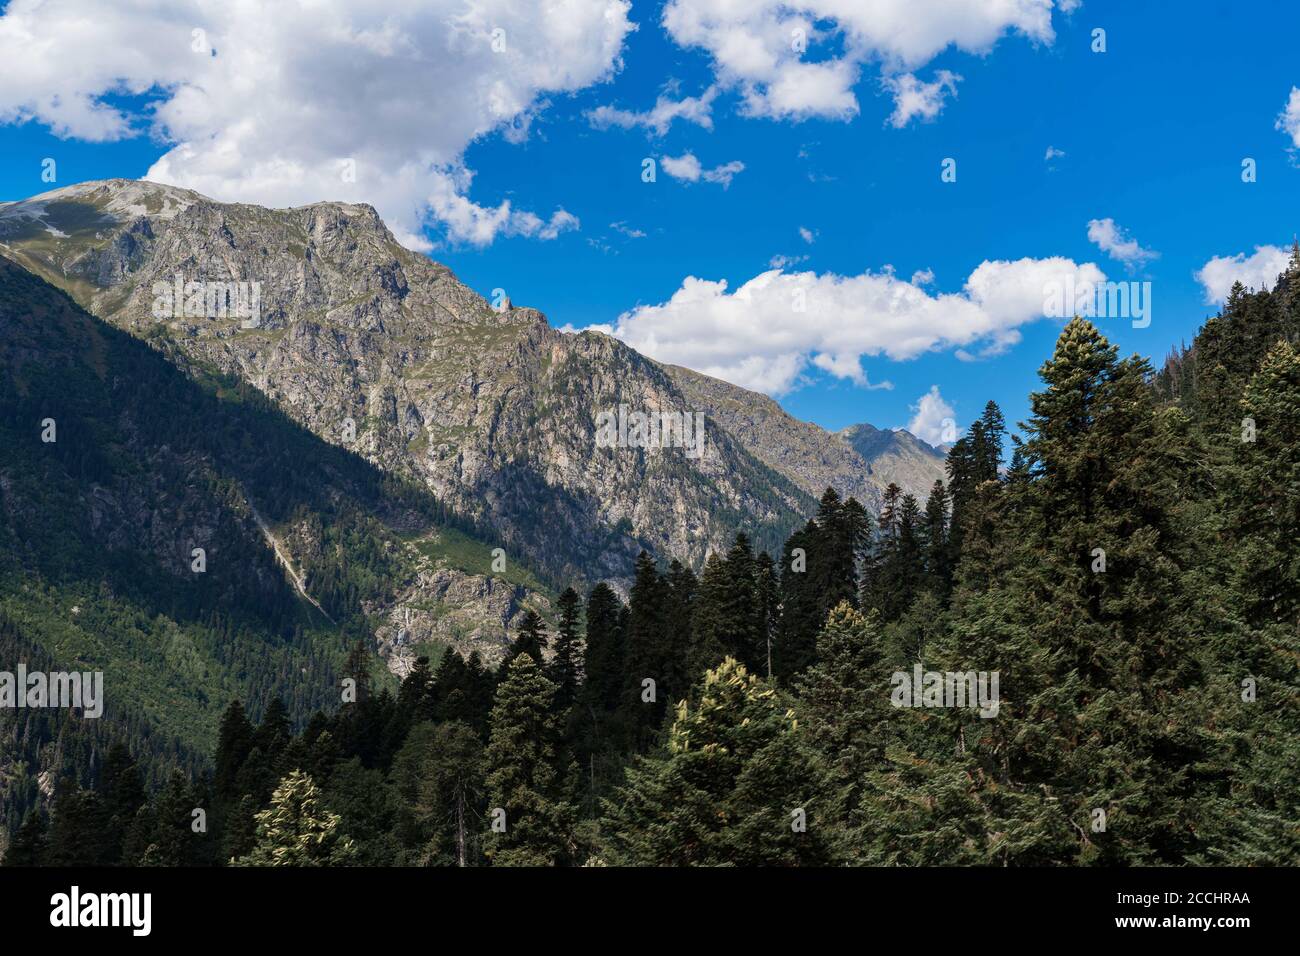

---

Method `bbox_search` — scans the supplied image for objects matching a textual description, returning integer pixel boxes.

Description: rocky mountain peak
[0,178,946,622]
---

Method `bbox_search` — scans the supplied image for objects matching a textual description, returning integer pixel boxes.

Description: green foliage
[601,658,841,865]
[6,256,1300,869]
[484,654,574,866]
[232,770,356,866]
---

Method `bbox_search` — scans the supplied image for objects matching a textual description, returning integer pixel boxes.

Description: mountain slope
[0,179,945,585]
[666,364,947,506]
[0,251,549,778]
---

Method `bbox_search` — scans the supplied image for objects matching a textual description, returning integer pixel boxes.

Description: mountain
[837,422,949,499]
[0,179,946,657]
[666,364,947,505]
[0,253,551,780]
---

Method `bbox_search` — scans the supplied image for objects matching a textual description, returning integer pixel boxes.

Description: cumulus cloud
[882,70,961,127]
[1276,87,1300,148]
[0,0,634,249]
[907,386,957,446]
[799,226,816,244]
[1195,245,1291,303]
[595,256,1106,395]
[661,152,746,187]
[586,84,718,135]
[1087,218,1159,271]
[660,0,1070,122]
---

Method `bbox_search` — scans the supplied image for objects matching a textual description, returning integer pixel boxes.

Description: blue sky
[2,0,1298,445]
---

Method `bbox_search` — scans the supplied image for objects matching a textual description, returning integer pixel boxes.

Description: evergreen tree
[233,770,356,866]
[505,609,549,667]
[921,479,951,591]
[602,658,840,866]
[795,604,894,836]
[135,770,208,866]
[622,551,669,747]
[484,654,574,866]
[213,700,255,805]
[43,781,111,866]
[101,743,146,862]
[689,552,730,674]
[773,521,820,682]
[396,721,487,867]
[2,812,47,866]
[254,698,292,759]
[549,588,583,711]
[754,551,780,678]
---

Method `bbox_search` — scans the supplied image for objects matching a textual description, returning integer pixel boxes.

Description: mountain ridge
[0,178,947,667]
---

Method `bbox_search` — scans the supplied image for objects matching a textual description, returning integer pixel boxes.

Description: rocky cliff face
[1,179,947,643]
[665,364,947,509]
[0,254,545,675]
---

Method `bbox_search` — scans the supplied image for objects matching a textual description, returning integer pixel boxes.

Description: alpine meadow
[0,0,1295,938]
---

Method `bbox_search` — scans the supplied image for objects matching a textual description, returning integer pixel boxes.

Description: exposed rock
[1,179,947,669]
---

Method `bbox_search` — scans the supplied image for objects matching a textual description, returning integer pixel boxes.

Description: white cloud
[1087,218,1158,270]
[799,226,816,244]
[1045,145,1065,161]
[597,256,1106,396]
[1195,245,1290,303]
[882,70,961,127]
[610,221,646,238]
[907,386,957,446]
[661,152,746,187]
[1276,87,1300,147]
[587,84,718,135]
[660,0,1070,123]
[0,0,634,249]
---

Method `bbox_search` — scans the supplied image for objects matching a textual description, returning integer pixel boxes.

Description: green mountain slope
[0,257,550,829]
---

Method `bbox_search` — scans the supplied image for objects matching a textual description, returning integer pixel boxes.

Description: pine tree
[548,587,583,711]
[924,318,1219,864]
[101,743,146,862]
[505,609,549,667]
[1,812,47,866]
[214,700,255,805]
[663,558,698,688]
[773,520,820,682]
[1232,340,1300,629]
[43,781,111,866]
[921,479,950,591]
[342,638,373,705]
[405,721,486,867]
[689,552,729,674]
[232,770,356,866]
[254,698,291,758]
[602,658,840,866]
[809,489,868,618]
[721,533,763,669]
[484,653,574,866]
[396,655,437,725]
[135,770,207,866]
[795,604,893,824]
[622,551,669,747]
[754,551,780,678]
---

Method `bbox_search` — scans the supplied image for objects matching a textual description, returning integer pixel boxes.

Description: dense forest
[0,258,527,842]
[4,253,1300,865]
